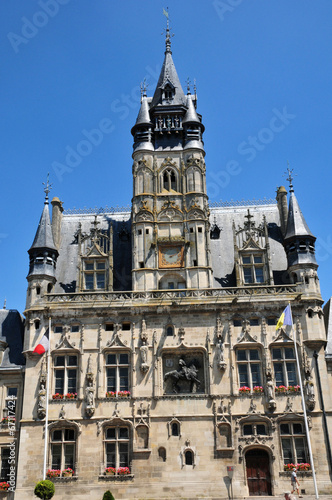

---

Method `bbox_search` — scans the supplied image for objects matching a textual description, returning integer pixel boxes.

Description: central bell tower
[131,19,212,291]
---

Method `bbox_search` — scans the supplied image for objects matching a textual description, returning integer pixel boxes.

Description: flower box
[65,393,77,400]
[46,469,61,478]
[105,391,130,398]
[239,386,251,394]
[1,417,15,425]
[275,385,288,393]
[62,468,74,477]
[105,467,116,475]
[284,463,311,471]
[288,385,300,393]
[253,386,263,393]
[52,393,64,400]
[0,482,10,491]
[117,467,130,475]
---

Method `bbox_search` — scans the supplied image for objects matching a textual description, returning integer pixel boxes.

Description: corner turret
[26,178,58,308]
[283,169,319,295]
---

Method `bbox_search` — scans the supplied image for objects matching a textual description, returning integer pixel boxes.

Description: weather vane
[140,78,148,99]
[42,173,52,201]
[284,161,297,193]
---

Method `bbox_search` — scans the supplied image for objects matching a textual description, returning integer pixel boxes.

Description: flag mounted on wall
[276,304,293,330]
[33,329,49,355]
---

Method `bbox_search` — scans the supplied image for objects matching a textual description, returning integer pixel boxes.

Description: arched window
[158,447,166,462]
[171,422,179,436]
[166,325,174,337]
[185,450,193,465]
[136,425,148,449]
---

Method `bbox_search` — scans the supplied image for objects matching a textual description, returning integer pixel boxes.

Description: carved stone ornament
[140,343,149,374]
[37,382,46,419]
[265,372,276,411]
[55,329,76,350]
[304,374,315,411]
[217,340,226,372]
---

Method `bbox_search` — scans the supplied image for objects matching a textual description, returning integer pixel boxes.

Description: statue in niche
[37,382,46,419]
[217,340,226,371]
[266,372,276,411]
[304,373,315,410]
[85,381,94,407]
[164,358,201,394]
[140,342,149,374]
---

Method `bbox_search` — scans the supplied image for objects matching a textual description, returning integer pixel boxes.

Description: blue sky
[0,0,331,312]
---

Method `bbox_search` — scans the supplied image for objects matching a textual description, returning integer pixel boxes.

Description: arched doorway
[245,449,272,496]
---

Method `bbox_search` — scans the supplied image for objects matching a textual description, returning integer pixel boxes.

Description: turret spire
[163,7,173,54]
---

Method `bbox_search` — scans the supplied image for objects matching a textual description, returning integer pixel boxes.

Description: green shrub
[103,491,115,500]
[34,480,55,499]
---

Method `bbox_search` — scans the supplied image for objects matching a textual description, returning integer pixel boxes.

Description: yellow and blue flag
[276,304,292,330]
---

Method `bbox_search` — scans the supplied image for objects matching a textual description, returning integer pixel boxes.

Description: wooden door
[245,449,272,496]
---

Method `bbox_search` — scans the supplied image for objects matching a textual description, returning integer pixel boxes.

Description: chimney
[276,186,288,236]
[51,197,63,249]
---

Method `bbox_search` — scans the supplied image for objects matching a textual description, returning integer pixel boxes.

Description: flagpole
[43,317,51,480]
[289,303,319,499]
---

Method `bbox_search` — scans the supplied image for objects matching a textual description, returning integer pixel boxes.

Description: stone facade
[13,21,332,500]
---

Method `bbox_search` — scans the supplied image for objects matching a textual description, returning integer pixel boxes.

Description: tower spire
[42,173,52,203]
[285,162,296,193]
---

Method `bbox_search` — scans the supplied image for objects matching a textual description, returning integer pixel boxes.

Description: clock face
[159,246,183,268]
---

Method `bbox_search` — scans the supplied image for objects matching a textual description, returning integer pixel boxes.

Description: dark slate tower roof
[0,309,25,367]
[151,23,186,108]
[183,93,203,127]
[284,189,313,240]
[29,197,57,253]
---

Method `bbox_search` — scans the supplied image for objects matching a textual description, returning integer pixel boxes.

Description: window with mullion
[50,428,75,470]
[105,427,130,470]
[241,253,265,284]
[236,349,262,389]
[54,355,77,395]
[272,347,297,387]
[106,353,129,393]
[0,448,10,481]
[280,422,307,464]
[83,260,106,291]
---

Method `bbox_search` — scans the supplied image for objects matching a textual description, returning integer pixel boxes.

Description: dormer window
[83,259,107,290]
[164,84,174,101]
[241,253,265,284]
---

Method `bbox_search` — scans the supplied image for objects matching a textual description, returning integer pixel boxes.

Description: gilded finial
[162,7,174,53]
[42,173,52,203]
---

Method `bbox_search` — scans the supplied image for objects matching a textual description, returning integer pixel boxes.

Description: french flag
[33,329,49,355]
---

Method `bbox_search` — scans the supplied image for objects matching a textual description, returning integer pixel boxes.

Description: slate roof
[0,309,25,367]
[52,202,288,293]
[284,191,314,240]
[29,200,57,253]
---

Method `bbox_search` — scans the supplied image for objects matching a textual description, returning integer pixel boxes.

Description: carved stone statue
[164,359,201,394]
[37,383,46,419]
[140,344,149,374]
[265,373,276,411]
[217,340,226,371]
[85,380,95,417]
[305,374,315,410]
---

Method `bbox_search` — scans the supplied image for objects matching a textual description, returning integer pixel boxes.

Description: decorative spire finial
[3,298,6,310]
[42,173,52,203]
[162,7,173,53]
[186,77,191,94]
[140,78,148,100]
[285,161,296,193]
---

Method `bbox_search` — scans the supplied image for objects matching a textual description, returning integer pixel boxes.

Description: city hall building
[9,20,332,500]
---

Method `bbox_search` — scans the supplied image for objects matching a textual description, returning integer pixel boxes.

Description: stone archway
[245,448,272,496]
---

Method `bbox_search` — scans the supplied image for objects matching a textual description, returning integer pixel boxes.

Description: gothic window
[50,428,76,470]
[172,422,179,436]
[243,423,267,436]
[0,448,10,481]
[236,349,262,389]
[272,347,297,387]
[166,325,174,336]
[158,447,166,462]
[83,259,107,290]
[167,418,182,438]
[185,450,193,465]
[280,422,308,464]
[164,85,174,100]
[162,169,177,192]
[105,426,130,470]
[241,253,265,284]
[54,355,78,396]
[106,352,130,393]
